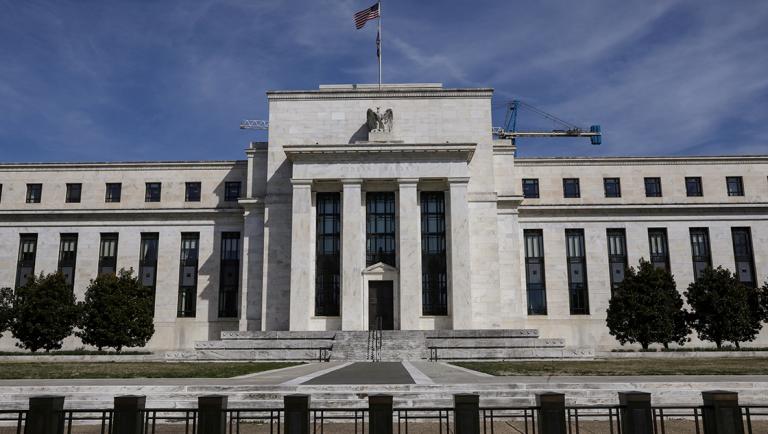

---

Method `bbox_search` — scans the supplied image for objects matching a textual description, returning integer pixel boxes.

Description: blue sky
[1,0,766,162]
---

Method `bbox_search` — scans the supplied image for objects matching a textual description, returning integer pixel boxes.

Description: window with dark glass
[732,227,756,288]
[685,177,703,197]
[315,193,341,316]
[139,233,159,313]
[58,234,78,288]
[522,179,540,198]
[218,232,240,317]
[566,229,589,315]
[689,228,711,281]
[524,230,546,315]
[603,178,621,198]
[16,234,37,288]
[178,233,199,318]
[145,183,161,202]
[98,233,119,275]
[644,177,662,197]
[563,178,580,198]
[366,192,396,267]
[185,182,201,202]
[105,183,122,203]
[0,184,3,203]
[26,184,42,203]
[421,191,447,316]
[65,183,82,203]
[606,229,628,294]
[648,228,670,271]
[225,182,241,201]
[726,176,744,197]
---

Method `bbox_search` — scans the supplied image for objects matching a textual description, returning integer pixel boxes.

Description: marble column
[341,179,365,330]
[448,177,472,329]
[398,179,421,330]
[288,180,313,331]
[239,199,265,331]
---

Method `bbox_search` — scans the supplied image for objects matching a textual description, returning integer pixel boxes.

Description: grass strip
[0,362,302,379]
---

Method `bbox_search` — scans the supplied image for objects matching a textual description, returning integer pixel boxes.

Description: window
[421,191,447,316]
[566,229,589,315]
[685,177,703,197]
[26,184,42,203]
[603,178,621,198]
[0,184,3,203]
[524,230,546,315]
[731,227,756,288]
[185,182,201,202]
[225,182,241,201]
[522,179,539,199]
[315,193,341,316]
[563,178,580,198]
[366,192,396,267]
[139,233,159,313]
[105,183,122,203]
[689,228,711,281]
[644,177,662,197]
[65,183,82,203]
[726,176,744,197]
[145,182,161,202]
[58,234,78,288]
[16,234,37,288]
[98,233,119,275]
[648,228,670,272]
[178,233,199,317]
[218,232,240,317]
[606,229,628,293]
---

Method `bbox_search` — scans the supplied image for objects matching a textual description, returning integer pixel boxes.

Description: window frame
[606,229,628,294]
[648,228,670,272]
[65,183,82,203]
[522,179,540,199]
[524,229,547,315]
[565,229,589,315]
[105,183,122,203]
[315,192,341,317]
[16,234,38,288]
[421,191,448,316]
[603,178,621,198]
[562,178,581,198]
[139,233,159,314]
[98,233,119,276]
[726,176,744,197]
[58,233,78,289]
[689,228,711,281]
[145,182,161,203]
[185,182,202,202]
[644,177,662,197]
[218,232,241,317]
[26,183,42,203]
[366,192,397,267]
[224,181,241,202]
[178,232,200,318]
[731,227,756,288]
[685,177,703,197]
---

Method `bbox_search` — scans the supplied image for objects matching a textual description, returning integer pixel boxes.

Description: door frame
[362,262,399,330]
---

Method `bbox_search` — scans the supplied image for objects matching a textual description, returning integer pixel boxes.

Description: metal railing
[3,392,767,434]
[367,316,383,362]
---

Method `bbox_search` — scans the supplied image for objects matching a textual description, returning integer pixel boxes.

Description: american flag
[354,3,379,29]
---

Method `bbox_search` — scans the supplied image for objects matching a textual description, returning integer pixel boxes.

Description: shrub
[606,259,690,350]
[0,287,13,334]
[685,267,763,349]
[77,269,155,352]
[9,273,80,352]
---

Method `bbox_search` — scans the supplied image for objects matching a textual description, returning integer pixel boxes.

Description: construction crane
[240,119,269,130]
[492,100,601,145]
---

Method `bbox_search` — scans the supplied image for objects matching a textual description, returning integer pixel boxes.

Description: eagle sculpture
[366,108,393,133]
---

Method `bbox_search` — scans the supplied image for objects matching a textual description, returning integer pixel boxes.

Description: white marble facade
[0,83,767,350]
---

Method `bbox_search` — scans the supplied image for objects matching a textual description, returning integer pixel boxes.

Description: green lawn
[0,362,302,379]
[454,358,768,376]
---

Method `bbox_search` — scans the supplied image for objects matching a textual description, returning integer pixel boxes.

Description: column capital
[397,178,420,186]
[291,179,313,187]
[341,178,364,185]
[447,177,470,185]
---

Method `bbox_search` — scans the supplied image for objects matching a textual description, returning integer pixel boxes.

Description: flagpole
[378,0,382,89]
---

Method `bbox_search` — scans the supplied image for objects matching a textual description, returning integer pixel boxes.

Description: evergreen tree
[606,259,689,350]
[0,287,13,334]
[685,267,763,348]
[9,273,80,352]
[77,269,155,352]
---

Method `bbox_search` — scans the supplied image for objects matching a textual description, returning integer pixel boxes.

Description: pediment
[362,262,398,275]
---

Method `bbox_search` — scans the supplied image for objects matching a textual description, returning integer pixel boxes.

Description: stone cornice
[267,88,493,101]
[284,143,476,163]
[515,155,768,167]
[0,160,247,172]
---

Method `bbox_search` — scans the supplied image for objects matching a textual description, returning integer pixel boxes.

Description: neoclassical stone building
[1,83,766,351]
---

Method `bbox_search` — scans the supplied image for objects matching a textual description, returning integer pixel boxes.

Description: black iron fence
[1,391,766,434]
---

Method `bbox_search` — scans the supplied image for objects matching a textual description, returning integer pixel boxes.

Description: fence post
[284,394,311,434]
[702,391,745,434]
[198,395,228,434]
[618,391,653,434]
[454,394,479,434]
[535,392,566,434]
[24,395,65,434]
[113,395,146,434]
[369,394,393,434]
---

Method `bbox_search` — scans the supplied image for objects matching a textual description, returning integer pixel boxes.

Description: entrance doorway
[368,280,394,330]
